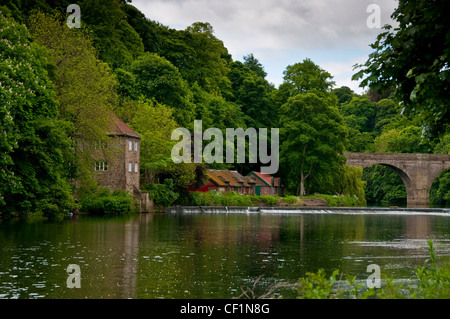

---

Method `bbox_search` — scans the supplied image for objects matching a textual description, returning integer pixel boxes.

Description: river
[1,207,450,299]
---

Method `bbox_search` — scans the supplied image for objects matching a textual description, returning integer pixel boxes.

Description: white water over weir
[167,206,450,216]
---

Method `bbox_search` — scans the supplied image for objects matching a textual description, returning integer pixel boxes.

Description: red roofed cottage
[246,171,284,196]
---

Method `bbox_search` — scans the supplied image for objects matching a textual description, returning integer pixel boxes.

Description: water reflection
[1,211,450,299]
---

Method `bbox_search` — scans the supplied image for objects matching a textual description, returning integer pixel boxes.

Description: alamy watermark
[366,4,381,29]
[171,120,279,174]
[66,4,81,29]
[366,264,381,288]
[66,264,81,288]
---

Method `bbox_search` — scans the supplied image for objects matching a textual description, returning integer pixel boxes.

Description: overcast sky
[131,0,398,93]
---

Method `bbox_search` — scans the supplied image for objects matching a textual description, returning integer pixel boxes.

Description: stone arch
[344,152,450,207]
[360,162,413,204]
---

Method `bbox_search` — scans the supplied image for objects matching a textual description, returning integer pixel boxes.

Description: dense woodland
[0,0,449,217]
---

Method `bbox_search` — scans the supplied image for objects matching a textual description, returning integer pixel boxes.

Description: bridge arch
[344,152,450,207]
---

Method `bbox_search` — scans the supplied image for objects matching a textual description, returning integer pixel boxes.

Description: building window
[134,141,138,152]
[128,140,133,151]
[134,162,138,173]
[128,162,133,172]
[94,140,107,150]
[95,161,108,171]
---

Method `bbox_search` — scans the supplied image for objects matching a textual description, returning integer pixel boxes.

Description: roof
[247,171,282,187]
[207,169,256,187]
[108,115,141,139]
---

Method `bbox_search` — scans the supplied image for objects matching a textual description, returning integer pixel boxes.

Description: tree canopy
[353,0,450,139]
[1,0,449,215]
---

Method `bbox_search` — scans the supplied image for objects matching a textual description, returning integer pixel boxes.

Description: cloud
[131,0,398,91]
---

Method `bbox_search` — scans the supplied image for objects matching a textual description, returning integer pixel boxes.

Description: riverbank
[186,191,365,208]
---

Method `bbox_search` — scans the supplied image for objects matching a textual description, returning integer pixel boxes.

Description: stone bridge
[345,152,450,207]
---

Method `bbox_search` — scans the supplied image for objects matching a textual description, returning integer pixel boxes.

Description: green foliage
[189,191,255,207]
[430,169,450,205]
[353,0,450,139]
[300,194,362,207]
[79,187,133,215]
[0,11,75,217]
[187,191,304,207]
[128,52,195,128]
[374,126,431,153]
[377,240,450,299]
[115,98,179,185]
[294,240,450,299]
[363,165,406,203]
[279,90,348,196]
[332,86,355,105]
[259,195,278,206]
[28,11,118,190]
[279,58,335,99]
[332,165,366,206]
[228,60,276,129]
[144,179,179,207]
[80,0,144,68]
[339,96,376,133]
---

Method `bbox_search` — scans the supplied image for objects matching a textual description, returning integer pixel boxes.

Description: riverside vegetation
[1,1,449,218]
[237,240,450,299]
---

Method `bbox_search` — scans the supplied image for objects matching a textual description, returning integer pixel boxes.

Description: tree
[80,0,144,68]
[353,0,450,139]
[184,22,232,96]
[29,12,119,188]
[339,96,377,133]
[228,60,276,129]
[374,126,431,154]
[243,53,267,79]
[128,52,195,128]
[0,11,75,216]
[278,58,335,101]
[115,98,179,185]
[332,86,355,105]
[279,92,347,195]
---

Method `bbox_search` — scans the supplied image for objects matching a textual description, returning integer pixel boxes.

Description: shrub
[80,188,133,215]
[144,179,179,207]
[293,240,450,299]
[259,195,278,206]
[300,194,362,207]
[282,196,301,205]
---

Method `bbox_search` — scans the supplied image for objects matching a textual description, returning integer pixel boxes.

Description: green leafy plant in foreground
[238,240,450,299]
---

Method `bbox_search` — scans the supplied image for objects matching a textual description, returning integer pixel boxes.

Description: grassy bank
[187,191,363,208]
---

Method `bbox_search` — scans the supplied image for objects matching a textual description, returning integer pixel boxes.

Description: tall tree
[278,58,335,100]
[29,12,118,187]
[80,0,144,68]
[279,92,347,195]
[0,12,75,216]
[128,52,195,128]
[184,22,232,97]
[353,0,450,139]
[228,61,276,129]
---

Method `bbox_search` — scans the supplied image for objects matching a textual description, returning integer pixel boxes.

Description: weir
[167,206,450,216]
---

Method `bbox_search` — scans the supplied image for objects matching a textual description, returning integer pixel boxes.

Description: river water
[1,207,450,299]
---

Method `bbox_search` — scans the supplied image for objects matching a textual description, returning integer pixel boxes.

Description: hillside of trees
[1,0,449,217]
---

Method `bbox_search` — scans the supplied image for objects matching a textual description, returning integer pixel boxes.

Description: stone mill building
[91,115,152,212]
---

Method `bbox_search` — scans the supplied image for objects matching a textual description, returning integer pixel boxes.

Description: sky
[131,0,398,94]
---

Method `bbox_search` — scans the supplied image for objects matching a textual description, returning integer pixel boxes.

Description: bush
[300,194,362,207]
[293,240,450,299]
[144,179,179,207]
[281,195,301,205]
[259,195,278,206]
[79,188,133,215]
